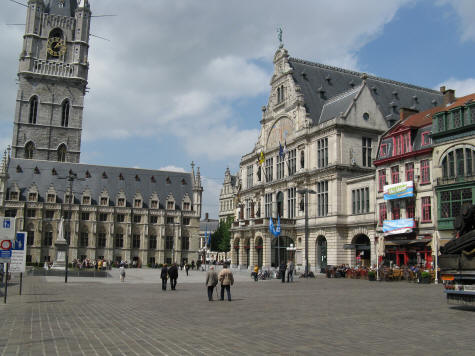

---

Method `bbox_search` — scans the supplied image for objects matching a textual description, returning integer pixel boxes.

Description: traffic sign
[0,239,12,263]
[10,232,26,273]
[0,217,16,241]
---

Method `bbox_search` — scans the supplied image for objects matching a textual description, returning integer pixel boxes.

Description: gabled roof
[288,57,443,127]
[319,85,362,123]
[6,158,193,208]
[436,93,475,113]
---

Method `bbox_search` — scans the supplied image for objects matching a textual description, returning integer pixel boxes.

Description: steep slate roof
[200,219,219,233]
[288,58,443,127]
[319,85,361,123]
[6,158,193,209]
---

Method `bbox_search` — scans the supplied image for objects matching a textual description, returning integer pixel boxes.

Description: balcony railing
[232,217,296,228]
[32,60,74,78]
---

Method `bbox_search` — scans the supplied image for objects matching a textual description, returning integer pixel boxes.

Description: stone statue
[277,27,283,47]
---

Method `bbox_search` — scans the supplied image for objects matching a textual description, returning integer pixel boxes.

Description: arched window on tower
[57,144,67,162]
[25,141,35,159]
[61,100,70,127]
[29,96,38,124]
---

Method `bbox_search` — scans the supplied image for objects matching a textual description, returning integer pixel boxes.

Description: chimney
[441,87,456,106]
[399,107,418,121]
[205,212,209,221]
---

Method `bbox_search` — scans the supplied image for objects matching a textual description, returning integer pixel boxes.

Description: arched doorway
[353,234,371,267]
[316,236,327,272]
[276,191,284,217]
[271,236,294,267]
[255,237,263,267]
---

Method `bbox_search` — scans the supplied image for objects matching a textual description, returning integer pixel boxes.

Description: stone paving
[0,269,474,356]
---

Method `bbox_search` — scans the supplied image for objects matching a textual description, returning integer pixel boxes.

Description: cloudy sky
[1,0,475,218]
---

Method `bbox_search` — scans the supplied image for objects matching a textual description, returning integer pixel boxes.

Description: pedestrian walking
[161,264,168,291]
[185,263,190,276]
[218,263,234,301]
[205,266,218,301]
[252,265,259,282]
[119,264,126,282]
[287,260,294,283]
[168,263,178,290]
[191,260,195,270]
[279,262,287,283]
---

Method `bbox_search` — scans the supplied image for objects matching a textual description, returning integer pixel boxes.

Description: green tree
[210,216,233,258]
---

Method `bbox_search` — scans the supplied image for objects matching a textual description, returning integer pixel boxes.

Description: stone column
[239,239,246,269]
[249,236,256,268]
[263,234,272,269]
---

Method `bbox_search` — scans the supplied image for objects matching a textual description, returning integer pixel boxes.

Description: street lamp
[58,171,85,283]
[297,188,316,278]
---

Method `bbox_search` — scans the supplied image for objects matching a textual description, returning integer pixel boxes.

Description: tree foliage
[210,216,233,253]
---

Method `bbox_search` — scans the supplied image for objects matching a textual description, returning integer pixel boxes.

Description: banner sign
[383,181,414,201]
[10,232,26,273]
[383,218,415,236]
[269,216,281,237]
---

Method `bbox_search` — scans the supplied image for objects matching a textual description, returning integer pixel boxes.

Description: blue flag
[207,229,211,246]
[269,217,281,237]
[276,215,281,235]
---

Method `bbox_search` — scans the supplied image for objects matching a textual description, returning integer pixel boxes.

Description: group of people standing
[279,260,294,283]
[205,264,234,301]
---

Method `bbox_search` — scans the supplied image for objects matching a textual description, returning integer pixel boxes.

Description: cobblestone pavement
[0,271,474,356]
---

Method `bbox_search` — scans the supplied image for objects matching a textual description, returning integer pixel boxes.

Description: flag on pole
[258,151,265,166]
[269,217,281,237]
[276,215,281,235]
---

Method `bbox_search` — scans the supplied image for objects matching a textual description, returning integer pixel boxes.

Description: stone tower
[11,0,91,163]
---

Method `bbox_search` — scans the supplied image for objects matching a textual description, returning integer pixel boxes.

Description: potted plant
[368,270,376,281]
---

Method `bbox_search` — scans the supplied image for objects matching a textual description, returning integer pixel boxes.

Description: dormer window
[118,198,125,207]
[150,200,158,209]
[82,196,90,205]
[119,173,124,181]
[28,192,37,202]
[65,194,73,204]
[85,171,91,178]
[167,201,174,210]
[134,199,142,208]
[100,197,108,206]
[421,132,431,146]
[9,191,19,201]
[102,172,108,179]
[181,178,187,185]
[47,194,56,203]
[183,202,191,211]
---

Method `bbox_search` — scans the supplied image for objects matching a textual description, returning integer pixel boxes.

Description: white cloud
[201,176,223,219]
[0,0,412,163]
[438,0,475,42]
[437,78,475,97]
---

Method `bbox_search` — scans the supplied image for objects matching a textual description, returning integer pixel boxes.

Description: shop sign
[383,218,415,236]
[383,181,414,201]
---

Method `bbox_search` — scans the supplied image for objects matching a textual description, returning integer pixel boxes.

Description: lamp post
[58,171,85,283]
[297,188,316,278]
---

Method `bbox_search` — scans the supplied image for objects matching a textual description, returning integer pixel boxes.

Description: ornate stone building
[228,46,443,271]
[218,167,238,223]
[0,0,203,266]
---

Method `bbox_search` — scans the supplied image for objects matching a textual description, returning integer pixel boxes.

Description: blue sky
[1,0,475,219]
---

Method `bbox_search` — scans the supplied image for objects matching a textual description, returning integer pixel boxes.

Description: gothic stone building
[229,46,443,271]
[0,0,203,266]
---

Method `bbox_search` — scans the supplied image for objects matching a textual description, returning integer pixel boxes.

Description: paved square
[0,270,474,356]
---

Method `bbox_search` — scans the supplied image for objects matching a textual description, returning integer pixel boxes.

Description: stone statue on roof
[277,27,283,48]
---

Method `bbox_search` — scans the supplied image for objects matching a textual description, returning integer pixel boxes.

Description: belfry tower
[11,0,91,163]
